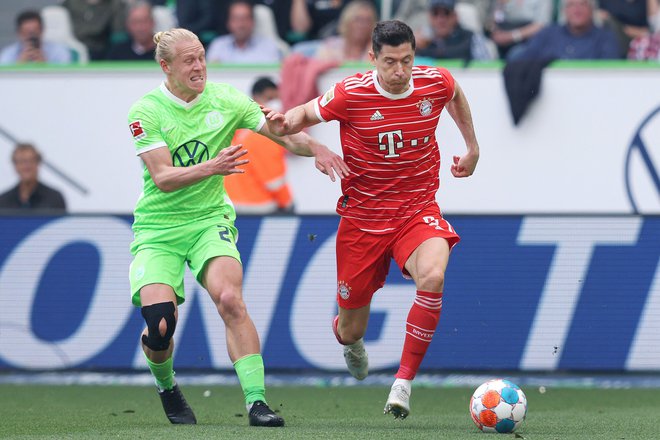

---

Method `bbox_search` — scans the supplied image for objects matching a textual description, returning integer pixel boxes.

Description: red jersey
[314,66,456,233]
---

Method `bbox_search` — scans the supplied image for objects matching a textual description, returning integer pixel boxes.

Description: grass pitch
[1,384,658,439]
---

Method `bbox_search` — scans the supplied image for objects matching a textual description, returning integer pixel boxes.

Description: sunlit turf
[1,384,658,439]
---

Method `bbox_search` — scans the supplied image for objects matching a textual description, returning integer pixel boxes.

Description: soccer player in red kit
[264,19,479,419]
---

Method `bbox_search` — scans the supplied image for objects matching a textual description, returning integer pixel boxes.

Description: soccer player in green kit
[127,28,349,427]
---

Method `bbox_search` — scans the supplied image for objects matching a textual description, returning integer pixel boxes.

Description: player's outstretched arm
[446,82,480,178]
[140,145,249,192]
[262,99,320,136]
[259,121,349,182]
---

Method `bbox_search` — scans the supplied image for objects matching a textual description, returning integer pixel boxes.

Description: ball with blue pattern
[469,378,527,433]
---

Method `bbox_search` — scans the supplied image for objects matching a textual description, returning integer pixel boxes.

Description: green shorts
[129,215,241,306]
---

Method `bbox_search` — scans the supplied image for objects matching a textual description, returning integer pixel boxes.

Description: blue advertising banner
[0,215,658,372]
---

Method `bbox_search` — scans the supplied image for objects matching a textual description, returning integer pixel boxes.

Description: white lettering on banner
[291,232,411,369]
[626,259,660,370]
[518,217,642,370]
[0,217,134,369]
[131,218,300,369]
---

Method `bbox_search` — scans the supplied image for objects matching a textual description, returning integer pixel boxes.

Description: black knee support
[141,302,176,351]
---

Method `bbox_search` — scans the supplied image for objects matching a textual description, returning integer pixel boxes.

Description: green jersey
[127,82,265,229]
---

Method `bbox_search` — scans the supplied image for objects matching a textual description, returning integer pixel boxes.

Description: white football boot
[343,338,369,380]
[333,316,369,380]
[384,379,411,419]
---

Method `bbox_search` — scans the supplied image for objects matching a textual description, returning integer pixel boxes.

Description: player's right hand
[261,105,290,136]
[209,144,249,175]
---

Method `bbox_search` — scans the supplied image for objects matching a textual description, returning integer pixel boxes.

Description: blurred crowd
[1,1,657,214]
[1,0,659,66]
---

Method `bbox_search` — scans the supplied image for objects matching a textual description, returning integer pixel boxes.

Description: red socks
[395,290,443,380]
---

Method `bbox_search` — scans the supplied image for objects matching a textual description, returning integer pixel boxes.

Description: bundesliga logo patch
[129,120,146,140]
[320,85,335,107]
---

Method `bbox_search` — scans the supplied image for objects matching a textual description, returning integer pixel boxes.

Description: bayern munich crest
[337,281,351,300]
[418,98,433,116]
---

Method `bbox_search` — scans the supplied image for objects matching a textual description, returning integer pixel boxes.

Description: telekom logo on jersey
[379,130,431,158]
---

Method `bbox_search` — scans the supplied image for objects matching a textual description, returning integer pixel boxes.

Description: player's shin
[396,290,443,379]
[234,353,267,406]
[144,354,175,390]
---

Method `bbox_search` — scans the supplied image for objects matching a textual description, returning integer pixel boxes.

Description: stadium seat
[456,3,497,60]
[152,5,177,32]
[254,4,290,57]
[455,2,484,35]
[41,5,89,64]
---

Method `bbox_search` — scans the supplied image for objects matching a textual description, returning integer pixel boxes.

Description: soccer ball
[469,379,527,433]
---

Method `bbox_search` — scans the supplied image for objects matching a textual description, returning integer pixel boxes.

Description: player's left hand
[450,151,479,178]
[261,105,290,136]
[314,146,350,182]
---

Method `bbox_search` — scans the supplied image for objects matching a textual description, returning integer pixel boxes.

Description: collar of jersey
[159,82,203,108]
[372,70,414,100]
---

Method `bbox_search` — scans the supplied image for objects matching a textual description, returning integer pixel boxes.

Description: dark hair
[251,76,277,96]
[372,20,415,56]
[16,10,42,31]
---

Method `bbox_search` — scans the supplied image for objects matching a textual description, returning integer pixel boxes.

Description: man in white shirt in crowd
[206,0,282,64]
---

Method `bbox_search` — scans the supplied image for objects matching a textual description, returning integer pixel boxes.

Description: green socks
[144,353,266,404]
[145,355,174,390]
[234,354,266,405]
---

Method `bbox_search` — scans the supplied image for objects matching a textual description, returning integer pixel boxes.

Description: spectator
[225,77,295,214]
[0,10,72,65]
[106,2,156,60]
[487,0,554,59]
[290,0,352,41]
[598,0,650,57]
[416,0,496,61]
[62,0,128,61]
[0,143,66,212]
[207,0,281,63]
[511,0,621,60]
[315,0,377,62]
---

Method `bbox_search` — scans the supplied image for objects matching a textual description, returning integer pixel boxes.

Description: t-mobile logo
[379,130,403,158]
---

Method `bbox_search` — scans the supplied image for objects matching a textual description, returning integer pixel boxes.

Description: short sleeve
[436,67,456,103]
[314,81,348,123]
[127,100,166,155]
[233,86,266,132]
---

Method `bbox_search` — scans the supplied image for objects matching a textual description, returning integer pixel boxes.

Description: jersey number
[217,226,232,243]
[423,216,454,232]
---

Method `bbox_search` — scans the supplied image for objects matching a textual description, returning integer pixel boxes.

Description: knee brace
[141,302,176,351]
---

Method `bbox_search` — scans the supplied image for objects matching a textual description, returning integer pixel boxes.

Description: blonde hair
[338,0,377,38]
[153,28,200,62]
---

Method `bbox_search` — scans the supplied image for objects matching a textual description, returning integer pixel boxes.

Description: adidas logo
[370,110,384,121]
